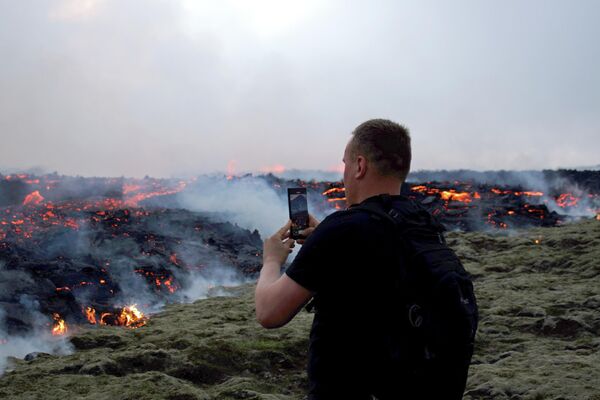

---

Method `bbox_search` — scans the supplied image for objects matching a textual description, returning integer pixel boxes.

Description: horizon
[1,165,600,182]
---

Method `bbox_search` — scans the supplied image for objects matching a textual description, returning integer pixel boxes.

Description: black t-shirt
[286,194,411,398]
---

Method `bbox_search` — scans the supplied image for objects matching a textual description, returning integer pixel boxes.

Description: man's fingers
[300,227,315,236]
[284,238,296,251]
[276,220,292,239]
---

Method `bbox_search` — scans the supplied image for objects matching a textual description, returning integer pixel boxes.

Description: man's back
[256,119,474,399]
[286,194,474,399]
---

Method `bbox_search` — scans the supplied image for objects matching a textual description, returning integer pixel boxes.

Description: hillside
[1,219,599,400]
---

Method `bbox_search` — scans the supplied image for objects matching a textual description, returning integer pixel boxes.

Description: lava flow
[1,171,598,338]
[85,305,148,329]
[51,313,68,336]
[312,177,600,231]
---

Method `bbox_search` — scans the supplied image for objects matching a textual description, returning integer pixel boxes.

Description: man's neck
[353,181,402,205]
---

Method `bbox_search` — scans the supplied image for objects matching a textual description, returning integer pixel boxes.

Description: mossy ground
[1,220,599,399]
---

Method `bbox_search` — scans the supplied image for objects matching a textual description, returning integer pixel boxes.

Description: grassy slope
[1,220,599,400]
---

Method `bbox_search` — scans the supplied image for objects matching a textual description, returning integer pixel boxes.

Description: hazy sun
[180,0,324,38]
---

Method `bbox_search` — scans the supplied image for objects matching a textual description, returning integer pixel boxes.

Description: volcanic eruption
[0,170,598,340]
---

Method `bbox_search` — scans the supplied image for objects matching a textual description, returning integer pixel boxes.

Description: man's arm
[256,266,312,329]
[255,218,318,329]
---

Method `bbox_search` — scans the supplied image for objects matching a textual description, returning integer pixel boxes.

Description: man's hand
[255,220,312,329]
[263,220,296,265]
[296,214,320,245]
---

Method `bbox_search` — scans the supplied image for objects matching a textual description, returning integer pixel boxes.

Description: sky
[0,0,599,178]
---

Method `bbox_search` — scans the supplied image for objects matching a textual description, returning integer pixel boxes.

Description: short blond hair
[349,119,411,181]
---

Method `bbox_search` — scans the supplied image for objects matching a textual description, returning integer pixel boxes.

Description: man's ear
[355,156,367,179]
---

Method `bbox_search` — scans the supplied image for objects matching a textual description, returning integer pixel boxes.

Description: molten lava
[322,187,346,196]
[51,313,68,336]
[440,190,474,203]
[85,306,97,324]
[116,305,147,328]
[411,186,475,204]
[23,191,44,206]
[123,180,188,207]
[556,193,579,208]
[87,305,148,328]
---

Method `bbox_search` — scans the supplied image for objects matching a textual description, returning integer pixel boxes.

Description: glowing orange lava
[322,187,346,196]
[23,191,45,206]
[51,313,68,336]
[85,307,97,324]
[556,193,579,208]
[411,186,475,204]
[94,305,148,328]
[116,305,147,328]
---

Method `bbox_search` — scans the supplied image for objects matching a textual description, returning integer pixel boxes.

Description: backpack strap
[350,194,447,244]
[352,196,402,228]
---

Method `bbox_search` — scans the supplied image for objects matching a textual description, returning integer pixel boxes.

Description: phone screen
[288,188,308,239]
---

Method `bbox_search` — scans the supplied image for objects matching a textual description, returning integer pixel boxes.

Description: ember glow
[556,193,579,208]
[86,305,148,329]
[320,186,346,209]
[123,180,188,207]
[322,187,345,196]
[411,185,476,204]
[116,305,147,328]
[134,268,180,294]
[51,313,68,336]
[23,190,44,206]
[85,306,97,325]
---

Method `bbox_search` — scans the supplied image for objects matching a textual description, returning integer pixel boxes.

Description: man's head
[343,118,411,206]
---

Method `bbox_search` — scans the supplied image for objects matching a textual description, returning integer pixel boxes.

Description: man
[255,119,475,399]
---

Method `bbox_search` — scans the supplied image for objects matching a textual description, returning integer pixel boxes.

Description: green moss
[1,219,599,399]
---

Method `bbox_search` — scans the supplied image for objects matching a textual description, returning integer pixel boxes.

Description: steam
[0,332,73,376]
[0,294,73,376]
[264,169,343,183]
[177,263,251,302]
[176,175,289,238]
[0,175,278,375]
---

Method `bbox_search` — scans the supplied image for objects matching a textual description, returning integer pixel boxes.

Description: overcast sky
[0,0,598,178]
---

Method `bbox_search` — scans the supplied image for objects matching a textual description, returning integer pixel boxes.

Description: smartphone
[288,187,309,240]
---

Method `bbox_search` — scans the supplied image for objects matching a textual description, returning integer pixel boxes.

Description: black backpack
[351,194,479,399]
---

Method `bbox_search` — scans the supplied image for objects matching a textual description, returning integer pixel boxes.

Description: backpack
[351,194,479,398]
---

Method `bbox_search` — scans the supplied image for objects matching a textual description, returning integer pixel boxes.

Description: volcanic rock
[0,207,263,335]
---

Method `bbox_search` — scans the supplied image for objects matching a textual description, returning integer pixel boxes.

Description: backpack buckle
[388,209,399,220]
[408,304,423,328]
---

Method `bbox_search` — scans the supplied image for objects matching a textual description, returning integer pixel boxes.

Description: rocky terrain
[0,218,599,400]
[0,207,263,335]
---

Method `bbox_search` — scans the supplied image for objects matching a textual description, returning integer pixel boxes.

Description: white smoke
[176,175,290,238]
[177,263,251,302]
[264,169,342,182]
[0,297,73,376]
